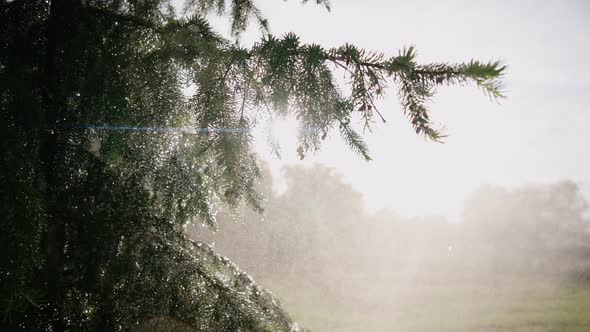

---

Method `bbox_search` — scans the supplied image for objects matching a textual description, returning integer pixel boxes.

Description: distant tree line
[189,164,590,290]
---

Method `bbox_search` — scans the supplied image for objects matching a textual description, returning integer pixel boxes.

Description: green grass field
[264,279,590,332]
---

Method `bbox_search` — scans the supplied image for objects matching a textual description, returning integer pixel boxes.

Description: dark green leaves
[0,0,504,331]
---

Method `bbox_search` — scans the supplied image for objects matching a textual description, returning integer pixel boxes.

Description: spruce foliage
[0,0,505,330]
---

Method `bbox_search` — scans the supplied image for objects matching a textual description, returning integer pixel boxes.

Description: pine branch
[339,122,371,161]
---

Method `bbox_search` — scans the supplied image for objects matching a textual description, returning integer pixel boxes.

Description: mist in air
[189,165,590,332]
[185,1,590,331]
[4,0,590,330]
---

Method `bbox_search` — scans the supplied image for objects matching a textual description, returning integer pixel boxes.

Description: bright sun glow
[269,116,299,148]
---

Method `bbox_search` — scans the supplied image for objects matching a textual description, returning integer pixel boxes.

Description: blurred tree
[0,0,505,330]
[463,181,590,278]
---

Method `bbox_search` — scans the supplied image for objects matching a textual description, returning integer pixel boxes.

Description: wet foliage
[0,0,504,330]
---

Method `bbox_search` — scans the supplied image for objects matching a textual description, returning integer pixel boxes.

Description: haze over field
[177,1,590,330]
[189,164,590,332]
[4,0,588,331]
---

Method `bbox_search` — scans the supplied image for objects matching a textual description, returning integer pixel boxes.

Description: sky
[177,0,590,221]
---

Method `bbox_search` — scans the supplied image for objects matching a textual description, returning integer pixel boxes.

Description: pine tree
[0,0,505,331]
